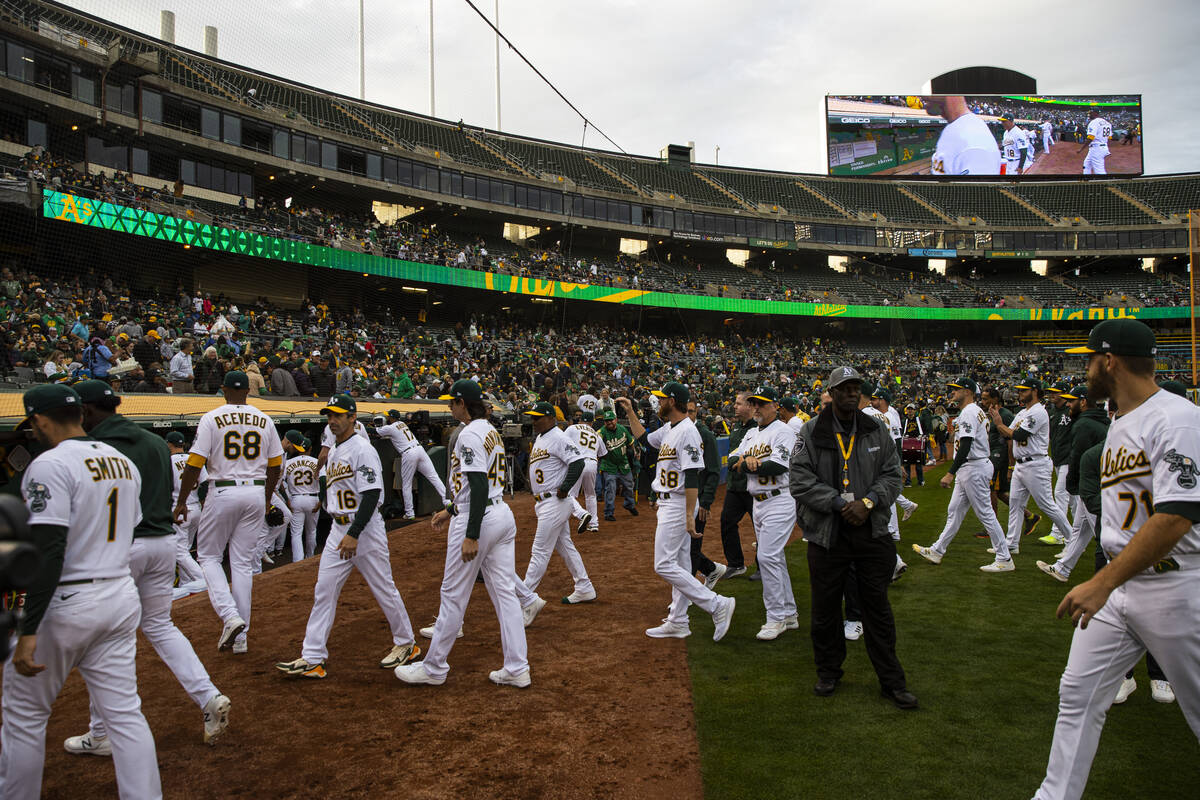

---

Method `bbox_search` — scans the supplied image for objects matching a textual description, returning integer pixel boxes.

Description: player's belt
[294,492,319,496]
[1105,550,1200,575]
[448,496,506,515]
[213,479,266,487]
[752,489,784,502]
[532,491,561,501]
[332,514,352,525]
[59,576,122,586]
[1015,454,1046,464]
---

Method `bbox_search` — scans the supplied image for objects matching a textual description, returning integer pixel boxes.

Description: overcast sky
[61,0,1200,175]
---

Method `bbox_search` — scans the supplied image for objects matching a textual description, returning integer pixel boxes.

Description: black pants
[808,524,906,692]
[905,459,924,486]
[719,489,753,569]
[689,510,717,576]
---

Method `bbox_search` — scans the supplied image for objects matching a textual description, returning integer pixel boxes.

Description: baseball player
[858,387,908,584]
[316,414,368,470]
[719,392,756,579]
[376,409,446,520]
[396,379,530,688]
[597,409,639,520]
[618,384,736,641]
[685,399,726,589]
[1042,119,1054,153]
[1000,116,1031,175]
[1079,108,1112,175]
[988,379,1073,556]
[920,95,1002,175]
[282,431,320,560]
[275,394,420,679]
[167,430,207,597]
[1033,319,1200,800]
[565,416,606,532]
[778,397,810,432]
[729,387,799,640]
[518,402,597,604]
[0,384,161,799]
[255,483,292,571]
[64,380,232,754]
[913,378,1014,571]
[871,388,919,524]
[174,370,284,654]
[1023,125,1037,170]
[576,391,598,419]
[1045,382,1076,545]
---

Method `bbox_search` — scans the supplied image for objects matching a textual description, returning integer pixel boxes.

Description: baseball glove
[265,504,286,527]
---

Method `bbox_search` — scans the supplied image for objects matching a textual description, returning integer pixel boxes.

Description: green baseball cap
[749,386,780,403]
[524,401,557,417]
[1015,378,1042,391]
[1060,385,1087,400]
[948,377,978,393]
[1158,380,1187,398]
[387,408,402,419]
[165,431,186,445]
[74,378,118,404]
[1065,319,1158,358]
[284,429,307,451]
[18,384,81,429]
[600,409,617,420]
[872,387,892,403]
[303,437,313,451]
[223,370,249,390]
[322,394,356,414]
[779,397,799,412]
[440,379,482,402]
[651,382,690,407]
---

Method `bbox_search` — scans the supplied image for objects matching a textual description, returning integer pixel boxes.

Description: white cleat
[420,619,464,640]
[577,513,593,533]
[1037,560,1069,583]
[522,596,548,627]
[892,557,908,583]
[901,503,918,522]
[1150,679,1176,704]
[712,596,736,642]
[844,620,863,641]
[394,662,446,685]
[379,643,420,669]
[704,563,727,591]
[489,668,532,688]
[202,694,232,745]
[980,559,1015,573]
[987,546,1019,556]
[911,544,942,564]
[64,732,112,757]
[645,619,691,639]
[561,589,597,605]
[756,615,799,641]
[231,638,248,655]
[1114,676,1136,704]
[218,616,246,651]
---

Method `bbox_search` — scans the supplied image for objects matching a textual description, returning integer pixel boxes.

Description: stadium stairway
[583,156,647,196]
[693,171,756,211]
[997,188,1057,225]
[465,131,540,180]
[897,186,954,224]
[1107,186,1169,224]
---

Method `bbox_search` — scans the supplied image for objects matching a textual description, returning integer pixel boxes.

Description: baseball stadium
[0,1,1197,798]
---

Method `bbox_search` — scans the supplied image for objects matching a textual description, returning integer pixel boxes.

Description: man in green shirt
[687,400,726,589]
[597,410,638,520]
[1046,381,1075,542]
[719,391,754,578]
[979,385,1039,539]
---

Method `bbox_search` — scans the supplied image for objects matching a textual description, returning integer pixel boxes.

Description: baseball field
[20,464,1197,799]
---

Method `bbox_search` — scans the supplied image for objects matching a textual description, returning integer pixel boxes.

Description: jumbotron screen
[826,94,1143,177]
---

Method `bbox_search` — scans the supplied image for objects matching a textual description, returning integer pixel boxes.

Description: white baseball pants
[523,495,594,596]
[398,446,448,517]
[1032,566,1200,800]
[1051,464,1072,538]
[569,460,599,527]
[288,494,320,559]
[89,536,219,739]
[173,502,204,585]
[656,499,722,626]
[1043,133,1052,152]
[0,576,161,800]
[422,503,528,680]
[1053,500,1097,577]
[300,525,415,664]
[752,493,797,622]
[1082,149,1107,175]
[197,485,265,638]
[1007,459,1073,549]
[932,460,1010,560]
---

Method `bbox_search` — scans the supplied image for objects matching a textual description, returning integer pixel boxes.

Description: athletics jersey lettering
[528,426,579,494]
[732,418,796,493]
[83,455,134,482]
[284,454,320,494]
[953,403,992,461]
[449,419,506,506]
[171,452,207,505]
[324,435,385,536]
[190,403,284,481]
[647,416,703,495]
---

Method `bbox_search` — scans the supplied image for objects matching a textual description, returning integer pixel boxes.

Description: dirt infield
[1023,138,1142,176]
[20,492,734,800]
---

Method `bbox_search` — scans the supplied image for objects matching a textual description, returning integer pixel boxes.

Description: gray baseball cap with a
[827,366,863,389]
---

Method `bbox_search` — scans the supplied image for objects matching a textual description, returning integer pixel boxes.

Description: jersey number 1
[106,487,119,542]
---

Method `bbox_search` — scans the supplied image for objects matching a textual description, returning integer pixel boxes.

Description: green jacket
[1078,442,1104,520]
[1048,402,1074,466]
[598,423,636,475]
[88,414,174,538]
[726,419,754,492]
[989,406,1014,459]
[392,372,415,399]
[1066,408,1109,496]
[696,422,721,509]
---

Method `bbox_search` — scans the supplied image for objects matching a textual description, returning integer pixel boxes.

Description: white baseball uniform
[565,422,607,529]
[648,416,726,628]
[257,486,292,571]
[1023,127,1037,168]
[867,407,905,538]
[283,453,320,559]
[1003,126,1030,174]
[931,113,1001,175]
[1083,116,1112,175]
[421,419,528,681]
[298,433,415,664]
[1042,121,1054,153]
[377,420,447,517]
[521,426,595,597]
[732,419,797,622]
[577,393,598,418]
[189,403,284,647]
[883,406,919,524]
[1,440,161,800]
[1033,389,1200,800]
[171,451,206,586]
[320,419,367,450]
[1005,403,1073,549]
[930,402,1011,560]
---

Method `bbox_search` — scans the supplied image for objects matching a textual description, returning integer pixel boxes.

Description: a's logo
[776,444,791,460]
[684,444,701,463]
[461,448,475,465]
[357,465,377,484]
[27,482,50,513]
[1164,449,1198,489]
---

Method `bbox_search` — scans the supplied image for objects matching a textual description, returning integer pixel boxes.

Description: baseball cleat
[1114,676,1137,704]
[1150,680,1176,704]
[274,658,327,679]
[202,694,232,745]
[724,566,747,579]
[712,596,736,642]
[63,733,112,757]
[260,551,274,565]
[1038,534,1066,546]
[395,662,445,685]
[562,589,597,605]
[218,616,246,651]
[522,596,547,626]
[379,643,421,669]
[844,620,863,641]
[901,503,918,522]
[756,615,798,641]
[891,557,908,583]
[402,514,416,521]
[987,546,1019,556]
[704,563,728,590]
[420,619,464,639]
[1022,513,1043,537]
[232,638,248,655]
[577,513,593,533]
[911,544,942,564]
[1037,560,1069,583]
[645,619,691,639]
[980,559,1015,573]
[489,668,532,688]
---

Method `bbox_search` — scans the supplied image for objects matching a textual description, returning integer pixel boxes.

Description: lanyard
[836,433,855,491]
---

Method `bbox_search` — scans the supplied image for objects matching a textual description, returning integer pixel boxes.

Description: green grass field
[687,463,1198,800]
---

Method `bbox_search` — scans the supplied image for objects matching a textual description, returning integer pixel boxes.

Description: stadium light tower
[494,0,501,130]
